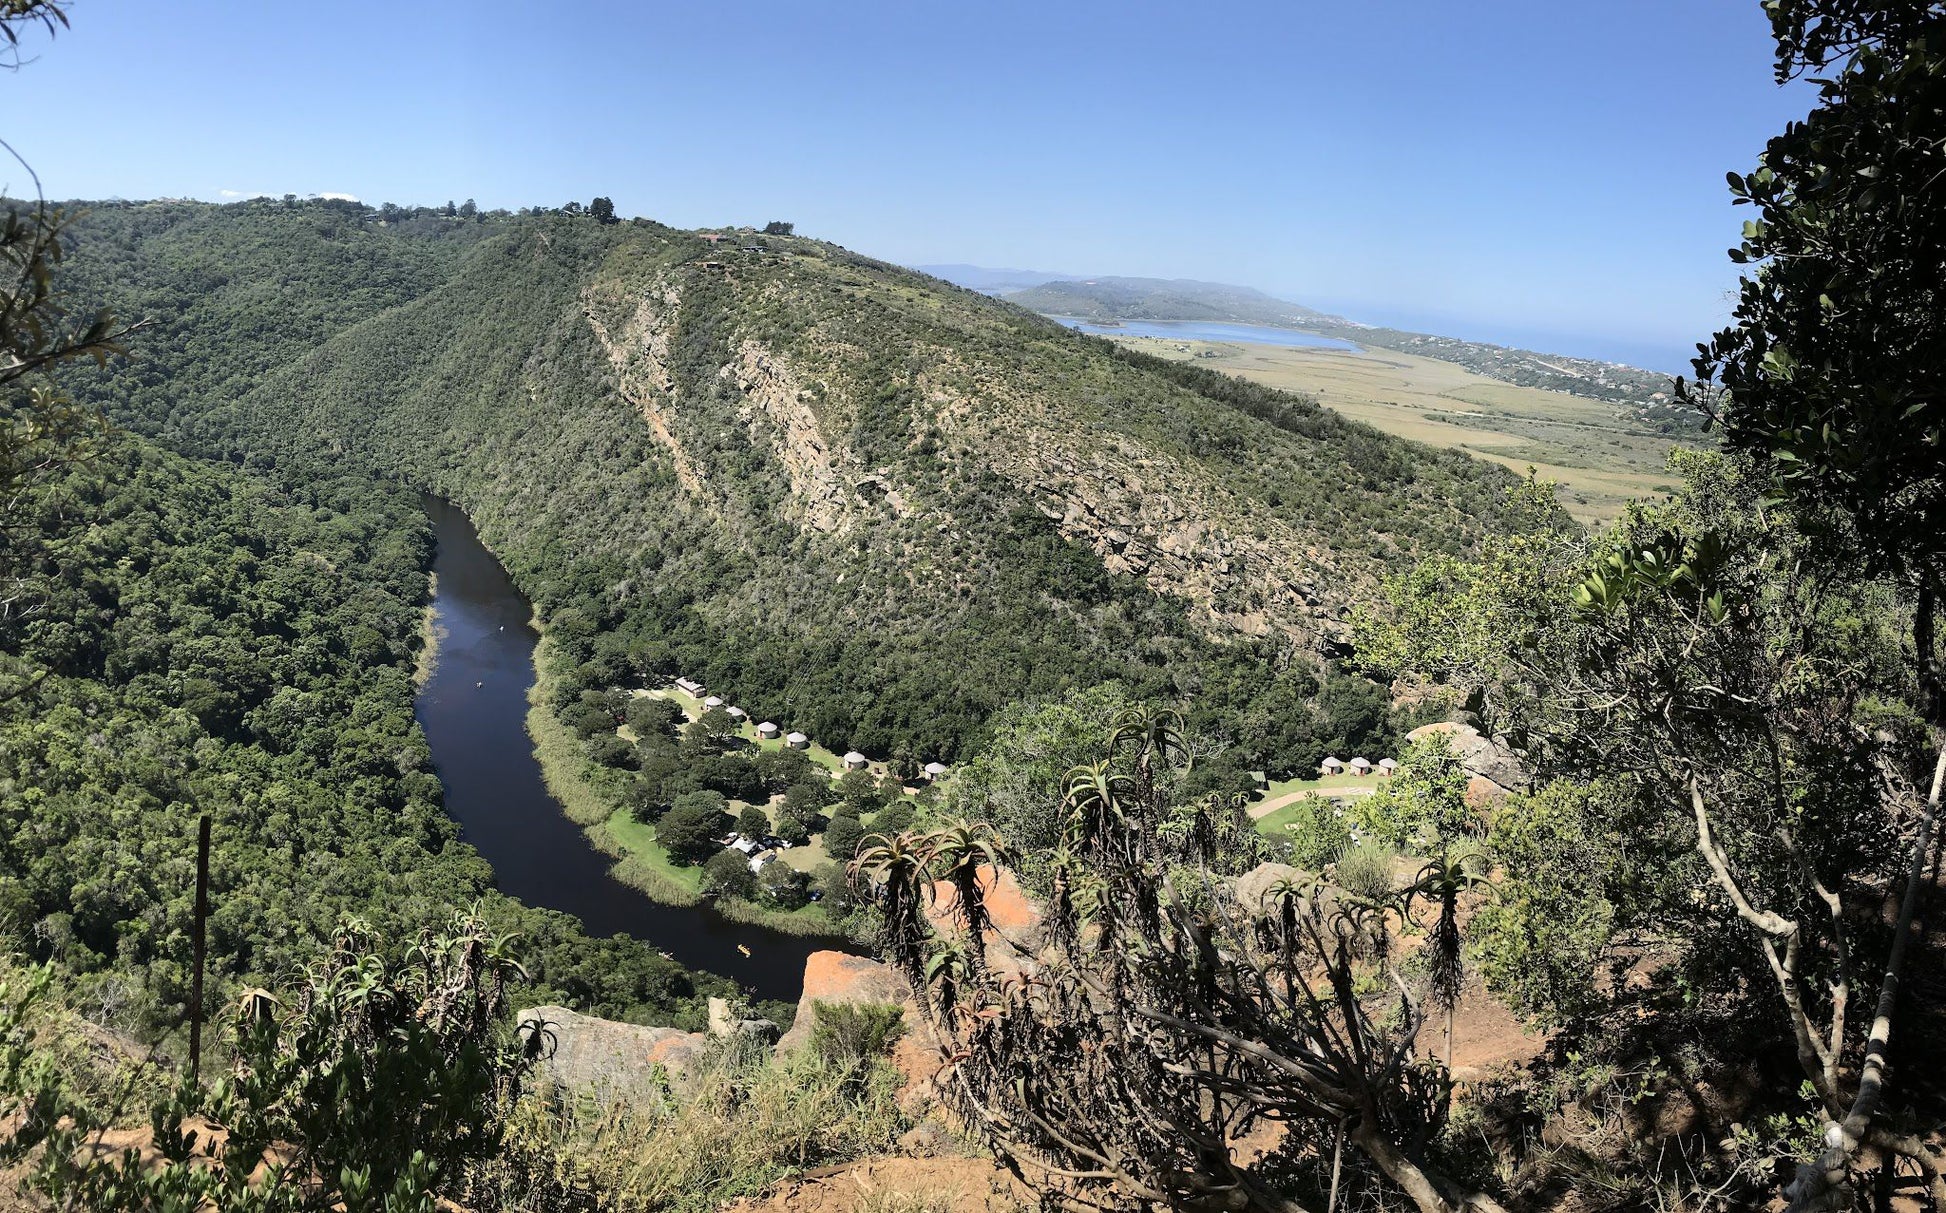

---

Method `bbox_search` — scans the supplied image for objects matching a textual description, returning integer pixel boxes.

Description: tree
[458,198,477,219]
[1400,842,1491,1073]
[822,810,865,862]
[782,777,833,823]
[702,847,756,899]
[625,694,681,739]
[761,220,793,236]
[756,858,810,908]
[775,812,810,847]
[589,196,618,225]
[1684,0,1946,590]
[1672,5,1946,1202]
[1356,457,1945,1209]
[735,804,770,839]
[835,766,884,812]
[686,705,737,753]
[756,745,813,789]
[658,791,730,865]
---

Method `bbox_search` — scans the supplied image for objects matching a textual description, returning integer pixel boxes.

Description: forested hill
[0,438,728,1036]
[57,198,1522,763]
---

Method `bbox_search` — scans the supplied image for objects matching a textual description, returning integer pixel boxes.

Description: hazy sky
[9,1,1811,371]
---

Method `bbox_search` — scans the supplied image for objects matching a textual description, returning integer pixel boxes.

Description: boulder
[1232,863,1312,917]
[1405,721,1527,797]
[517,1004,710,1104]
[707,995,781,1044]
[776,952,912,1054]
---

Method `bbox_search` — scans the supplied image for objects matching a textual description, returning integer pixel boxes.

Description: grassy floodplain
[1112,335,1688,525]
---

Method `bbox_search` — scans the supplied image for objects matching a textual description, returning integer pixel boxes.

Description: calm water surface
[1053,316,1360,350]
[413,496,847,1003]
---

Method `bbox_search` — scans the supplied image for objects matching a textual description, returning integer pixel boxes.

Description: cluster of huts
[669,676,948,784]
[1318,756,1399,778]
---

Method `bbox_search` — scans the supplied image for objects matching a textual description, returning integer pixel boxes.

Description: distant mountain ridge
[1004,277,1329,328]
[916,265,1691,423]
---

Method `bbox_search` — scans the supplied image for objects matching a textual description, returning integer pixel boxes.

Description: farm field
[1112,335,1690,525]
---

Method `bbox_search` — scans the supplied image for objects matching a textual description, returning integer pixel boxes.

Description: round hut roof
[924,761,948,776]
[726,706,748,719]
[703,695,725,708]
[843,750,866,764]
[786,732,808,744]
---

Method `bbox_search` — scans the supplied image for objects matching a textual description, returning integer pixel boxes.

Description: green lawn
[603,807,705,896]
[1256,797,1352,837]
[1263,773,1372,800]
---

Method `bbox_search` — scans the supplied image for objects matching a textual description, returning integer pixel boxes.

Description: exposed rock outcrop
[725,339,859,534]
[517,1003,710,1102]
[1232,862,1312,916]
[708,995,781,1044]
[583,282,708,496]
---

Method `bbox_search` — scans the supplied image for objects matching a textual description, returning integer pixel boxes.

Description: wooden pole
[189,813,210,1084]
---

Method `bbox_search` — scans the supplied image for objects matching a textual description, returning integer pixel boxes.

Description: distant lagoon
[1052,316,1361,351]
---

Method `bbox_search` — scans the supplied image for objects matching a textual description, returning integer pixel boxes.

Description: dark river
[413,496,845,1003]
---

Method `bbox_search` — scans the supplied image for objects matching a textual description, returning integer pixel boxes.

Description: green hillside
[57,198,1524,772]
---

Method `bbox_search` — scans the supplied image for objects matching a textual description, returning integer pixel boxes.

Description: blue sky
[9,1,1809,371]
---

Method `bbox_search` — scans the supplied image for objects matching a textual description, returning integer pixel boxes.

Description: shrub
[480,1043,902,1213]
[1335,841,1399,904]
[1279,794,1353,869]
[808,1000,906,1067]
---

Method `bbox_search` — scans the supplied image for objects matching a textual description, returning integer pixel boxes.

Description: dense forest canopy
[0,439,731,1036]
